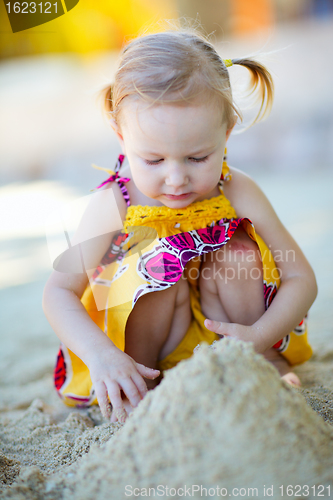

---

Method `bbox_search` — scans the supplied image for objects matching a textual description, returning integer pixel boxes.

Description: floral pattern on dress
[293,316,307,335]
[273,334,290,353]
[263,280,278,310]
[134,245,177,303]
[54,347,66,391]
[134,218,244,305]
[91,232,131,281]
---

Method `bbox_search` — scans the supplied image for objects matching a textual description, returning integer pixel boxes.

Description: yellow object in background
[0,0,177,59]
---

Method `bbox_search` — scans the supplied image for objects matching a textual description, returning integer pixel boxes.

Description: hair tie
[223,59,233,68]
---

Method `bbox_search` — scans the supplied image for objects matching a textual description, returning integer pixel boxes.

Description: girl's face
[114,97,235,209]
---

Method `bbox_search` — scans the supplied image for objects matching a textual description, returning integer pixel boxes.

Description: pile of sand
[1,339,332,500]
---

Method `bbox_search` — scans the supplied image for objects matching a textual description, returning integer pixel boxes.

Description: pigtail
[231,58,274,126]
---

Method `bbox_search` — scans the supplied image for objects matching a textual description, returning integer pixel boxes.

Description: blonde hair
[99,27,274,129]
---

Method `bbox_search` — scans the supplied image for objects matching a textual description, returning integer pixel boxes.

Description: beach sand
[0,339,333,500]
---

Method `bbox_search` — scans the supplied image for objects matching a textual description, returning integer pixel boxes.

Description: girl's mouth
[164,193,192,200]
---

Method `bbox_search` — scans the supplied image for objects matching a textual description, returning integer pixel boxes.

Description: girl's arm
[205,167,318,353]
[43,183,159,421]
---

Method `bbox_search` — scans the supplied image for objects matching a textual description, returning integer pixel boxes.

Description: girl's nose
[165,163,189,188]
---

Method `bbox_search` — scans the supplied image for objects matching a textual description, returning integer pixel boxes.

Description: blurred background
[0,0,333,408]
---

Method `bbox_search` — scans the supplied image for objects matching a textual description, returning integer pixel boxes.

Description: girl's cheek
[136,174,159,195]
[197,175,219,191]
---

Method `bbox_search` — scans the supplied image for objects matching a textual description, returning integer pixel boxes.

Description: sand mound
[2,339,333,499]
[0,339,333,500]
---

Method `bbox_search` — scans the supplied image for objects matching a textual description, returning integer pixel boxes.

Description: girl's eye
[145,159,163,165]
[144,156,209,165]
[189,155,209,163]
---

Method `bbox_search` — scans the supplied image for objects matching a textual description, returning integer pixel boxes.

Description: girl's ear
[109,119,126,154]
[226,114,237,141]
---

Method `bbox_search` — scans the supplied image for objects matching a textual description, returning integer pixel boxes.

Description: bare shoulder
[222,166,288,253]
[223,166,317,297]
[222,166,279,233]
[69,180,127,247]
[222,166,315,275]
[223,166,265,209]
[44,180,128,297]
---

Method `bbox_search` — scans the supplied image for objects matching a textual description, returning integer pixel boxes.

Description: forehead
[120,97,227,153]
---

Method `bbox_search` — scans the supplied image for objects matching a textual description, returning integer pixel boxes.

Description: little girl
[43,27,317,423]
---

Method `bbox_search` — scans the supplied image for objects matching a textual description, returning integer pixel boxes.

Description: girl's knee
[175,273,191,307]
[200,229,263,285]
[225,228,261,263]
[125,275,191,365]
[199,257,217,293]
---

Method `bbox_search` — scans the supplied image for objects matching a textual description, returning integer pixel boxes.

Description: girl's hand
[204,319,268,354]
[87,346,160,422]
[110,395,133,423]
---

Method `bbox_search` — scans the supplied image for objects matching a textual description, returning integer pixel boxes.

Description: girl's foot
[281,372,301,387]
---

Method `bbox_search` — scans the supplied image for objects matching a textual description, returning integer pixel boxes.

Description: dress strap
[218,148,232,192]
[94,154,131,207]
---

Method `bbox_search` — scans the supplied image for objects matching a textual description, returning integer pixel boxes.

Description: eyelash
[145,156,209,165]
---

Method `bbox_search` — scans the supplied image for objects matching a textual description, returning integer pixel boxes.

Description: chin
[162,197,197,209]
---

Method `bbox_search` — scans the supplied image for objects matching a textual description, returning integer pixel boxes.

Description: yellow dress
[54,155,312,407]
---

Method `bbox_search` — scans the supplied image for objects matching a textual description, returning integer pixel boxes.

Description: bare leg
[200,226,301,386]
[200,226,265,324]
[109,276,191,420]
[125,275,191,389]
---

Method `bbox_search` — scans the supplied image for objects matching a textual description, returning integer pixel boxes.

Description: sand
[1,339,333,500]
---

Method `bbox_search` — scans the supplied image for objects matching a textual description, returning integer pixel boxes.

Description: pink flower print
[165,232,196,251]
[226,218,243,239]
[145,252,183,283]
[198,225,227,246]
[179,249,199,268]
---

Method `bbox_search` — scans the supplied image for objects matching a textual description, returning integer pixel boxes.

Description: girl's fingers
[104,380,126,423]
[204,319,226,337]
[94,381,112,419]
[118,377,142,409]
[110,410,118,423]
[135,362,160,380]
[130,372,148,399]
[111,407,127,423]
